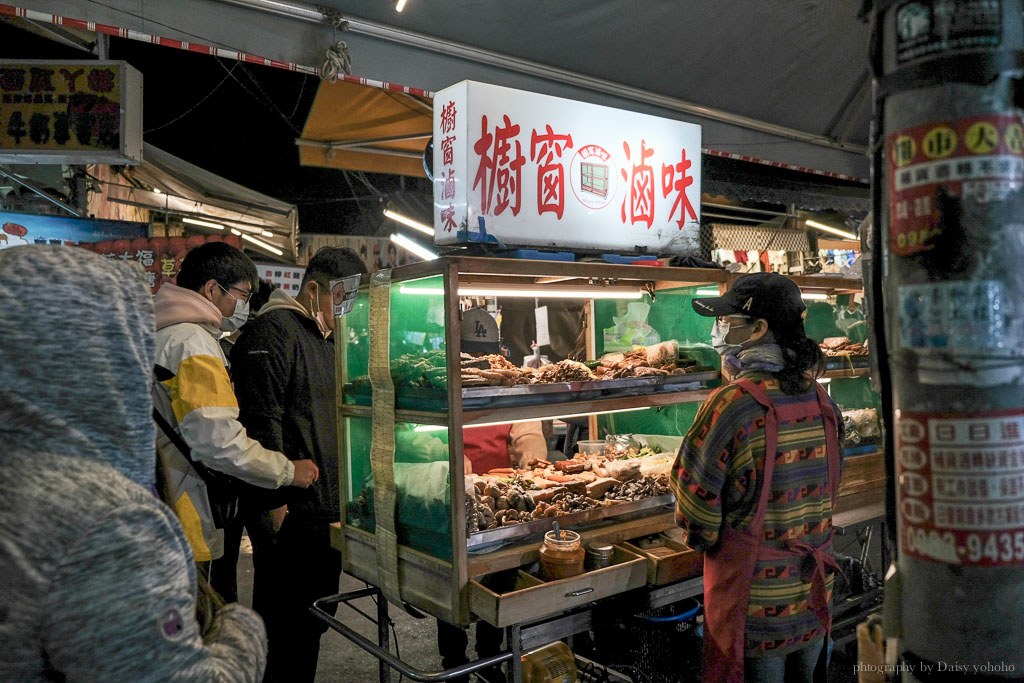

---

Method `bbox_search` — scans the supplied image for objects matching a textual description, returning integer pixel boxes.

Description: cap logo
[741,297,753,311]
[473,320,489,338]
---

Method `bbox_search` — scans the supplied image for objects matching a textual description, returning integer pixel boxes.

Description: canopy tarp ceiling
[11,0,873,179]
[94,143,299,262]
[297,79,431,177]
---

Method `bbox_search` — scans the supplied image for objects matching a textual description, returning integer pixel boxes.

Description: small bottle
[539,529,585,580]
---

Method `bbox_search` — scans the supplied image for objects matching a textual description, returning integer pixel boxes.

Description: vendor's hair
[301,246,367,290]
[772,322,826,395]
[176,242,258,292]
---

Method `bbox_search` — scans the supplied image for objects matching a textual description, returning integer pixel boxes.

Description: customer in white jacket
[0,245,268,682]
[152,241,318,565]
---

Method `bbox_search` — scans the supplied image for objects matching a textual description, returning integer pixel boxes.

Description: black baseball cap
[692,272,806,331]
[460,307,500,355]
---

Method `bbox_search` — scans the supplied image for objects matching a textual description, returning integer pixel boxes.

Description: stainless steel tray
[462,382,574,398]
[466,492,675,550]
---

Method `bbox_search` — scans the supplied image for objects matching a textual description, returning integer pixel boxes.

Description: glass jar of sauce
[539,529,585,581]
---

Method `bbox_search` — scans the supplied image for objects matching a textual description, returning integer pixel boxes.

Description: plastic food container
[576,440,606,455]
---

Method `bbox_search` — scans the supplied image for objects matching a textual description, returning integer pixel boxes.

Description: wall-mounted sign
[0,60,143,165]
[433,81,701,253]
[0,209,145,250]
[78,234,242,294]
[257,262,306,295]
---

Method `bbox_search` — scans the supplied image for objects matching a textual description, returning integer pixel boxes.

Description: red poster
[78,234,241,294]
[896,408,1024,567]
[886,114,1024,256]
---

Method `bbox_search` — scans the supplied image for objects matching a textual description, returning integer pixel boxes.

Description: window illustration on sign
[580,162,608,198]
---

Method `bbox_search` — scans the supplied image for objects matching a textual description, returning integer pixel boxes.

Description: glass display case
[331,260,884,627]
[331,257,728,626]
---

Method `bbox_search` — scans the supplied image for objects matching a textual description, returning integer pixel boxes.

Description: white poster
[433,81,701,253]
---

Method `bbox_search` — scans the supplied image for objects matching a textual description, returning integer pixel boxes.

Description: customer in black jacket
[230,247,367,683]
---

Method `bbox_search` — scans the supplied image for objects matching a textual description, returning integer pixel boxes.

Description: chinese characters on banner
[897,409,1024,567]
[78,234,242,294]
[257,263,306,294]
[887,114,1024,256]
[0,60,142,164]
[433,81,701,253]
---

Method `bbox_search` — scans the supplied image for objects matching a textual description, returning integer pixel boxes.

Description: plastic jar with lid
[539,529,585,581]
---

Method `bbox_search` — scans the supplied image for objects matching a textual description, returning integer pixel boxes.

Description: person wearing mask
[437,307,548,683]
[672,273,844,683]
[0,246,267,681]
[229,246,368,683]
[153,242,319,570]
[210,278,278,604]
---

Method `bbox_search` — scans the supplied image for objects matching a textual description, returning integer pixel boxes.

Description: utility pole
[871,1,1024,678]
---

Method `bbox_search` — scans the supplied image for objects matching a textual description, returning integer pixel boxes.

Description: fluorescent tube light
[695,288,720,296]
[395,0,407,11]
[805,219,858,241]
[398,283,643,300]
[261,230,274,238]
[182,217,224,230]
[390,232,439,261]
[384,208,434,237]
[800,292,829,301]
[239,233,284,257]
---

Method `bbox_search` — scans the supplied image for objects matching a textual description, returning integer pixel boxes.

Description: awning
[7,0,871,179]
[89,143,299,262]
[297,79,432,178]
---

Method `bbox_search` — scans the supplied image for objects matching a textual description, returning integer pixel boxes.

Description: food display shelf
[339,387,717,427]
[467,493,675,550]
[343,370,718,411]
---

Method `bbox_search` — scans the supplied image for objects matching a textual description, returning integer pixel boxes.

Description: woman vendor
[671,273,844,683]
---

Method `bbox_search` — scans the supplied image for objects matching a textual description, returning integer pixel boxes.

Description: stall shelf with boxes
[331,256,729,631]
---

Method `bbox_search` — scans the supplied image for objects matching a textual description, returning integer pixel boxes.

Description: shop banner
[887,113,1024,256]
[433,80,701,253]
[0,209,145,249]
[300,234,409,271]
[256,262,306,295]
[78,234,241,294]
[0,60,143,164]
[897,408,1024,567]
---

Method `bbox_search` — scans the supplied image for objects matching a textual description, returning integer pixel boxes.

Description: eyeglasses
[716,315,752,326]
[218,283,253,304]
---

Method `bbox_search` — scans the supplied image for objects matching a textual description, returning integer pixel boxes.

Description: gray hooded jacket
[0,246,267,682]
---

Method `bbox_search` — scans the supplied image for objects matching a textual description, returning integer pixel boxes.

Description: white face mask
[711,318,750,357]
[218,285,250,332]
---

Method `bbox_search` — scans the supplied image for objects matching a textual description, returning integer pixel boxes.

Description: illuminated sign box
[433,81,701,253]
[0,60,143,165]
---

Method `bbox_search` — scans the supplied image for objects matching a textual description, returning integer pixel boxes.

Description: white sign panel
[433,81,701,253]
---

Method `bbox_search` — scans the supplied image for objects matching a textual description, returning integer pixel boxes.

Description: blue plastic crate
[600,253,659,264]
[503,249,576,261]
